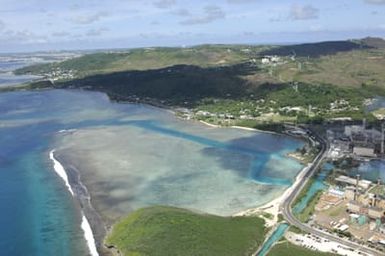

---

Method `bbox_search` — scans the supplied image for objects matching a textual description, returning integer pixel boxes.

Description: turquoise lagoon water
[257,223,289,256]
[0,89,304,255]
[293,163,334,214]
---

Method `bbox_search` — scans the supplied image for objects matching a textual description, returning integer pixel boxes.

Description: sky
[0,0,385,52]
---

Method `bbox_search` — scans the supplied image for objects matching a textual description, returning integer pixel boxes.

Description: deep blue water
[0,89,304,255]
[0,112,89,255]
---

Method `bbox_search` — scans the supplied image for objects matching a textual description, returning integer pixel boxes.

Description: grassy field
[267,241,336,256]
[273,49,385,88]
[105,206,266,256]
[288,225,303,234]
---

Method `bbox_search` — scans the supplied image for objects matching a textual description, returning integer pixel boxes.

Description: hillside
[53,63,259,107]
[258,40,368,58]
[15,45,267,77]
[360,37,385,49]
[14,38,385,126]
[105,206,266,256]
[271,48,385,88]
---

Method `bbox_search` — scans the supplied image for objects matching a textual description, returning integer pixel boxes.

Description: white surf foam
[81,214,99,256]
[49,150,99,256]
[49,150,74,196]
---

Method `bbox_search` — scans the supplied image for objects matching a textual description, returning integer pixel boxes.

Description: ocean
[0,85,304,255]
[0,60,41,87]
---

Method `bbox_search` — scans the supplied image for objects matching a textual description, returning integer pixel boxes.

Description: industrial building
[345,176,385,221]
[327,120,385,159]
[344,120,385,158]
[353,146,376,158]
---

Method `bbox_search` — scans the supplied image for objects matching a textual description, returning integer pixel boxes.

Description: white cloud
[86,27,109,37]
[364,0,385,4]
[289,4,319,20]
[227,0,257,3]
[0,20,5,31]
[52,31,70,37]
[180,5,225,25]
[71,11,109,25]
[172,8,191,17]
[1,29,47,44]
[153,0,176,9]
[309,24,323,32]
[243,31,255,36]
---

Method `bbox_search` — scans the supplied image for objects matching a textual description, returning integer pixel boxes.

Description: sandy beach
[199,120,221,128]
[231,125,279,135]
[234,163,310,227]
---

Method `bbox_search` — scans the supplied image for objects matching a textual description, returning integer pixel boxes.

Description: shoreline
[49,150,103,256]
[45,89,309,255]
[196,118,309,227]
[230,125,279,135]
[234,163,310,227]
[78,88,295,139]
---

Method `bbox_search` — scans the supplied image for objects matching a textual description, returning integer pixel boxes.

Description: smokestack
[381,122,384,155]
[355,174,360,201]
[375,178,382,207]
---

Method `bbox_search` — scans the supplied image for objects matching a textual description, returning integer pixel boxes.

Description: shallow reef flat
[54,102,303,223]
[0,89,304,255]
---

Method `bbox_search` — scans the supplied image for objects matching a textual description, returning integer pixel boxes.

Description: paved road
[280,130,383,256]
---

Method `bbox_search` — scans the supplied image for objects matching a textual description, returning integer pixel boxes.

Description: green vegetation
[293,178,316,207]
[262,212,274,220]
[292,175,324,223]
[260,40,366,58]
[288,225,303,234]
[105,206,266,256]
[235,120,286,133]
[267,240,336,256]
[292,145,320,165]
[15,45,266,77]
[277,214,284,223]
[296,191,323,223]
[55,63,257,107]
[272,48,385,89]
[333,229,352,238]
[326,204,346,217]
[13,38,385,127]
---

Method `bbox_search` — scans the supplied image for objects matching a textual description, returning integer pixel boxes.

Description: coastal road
[280,129,383,256]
